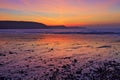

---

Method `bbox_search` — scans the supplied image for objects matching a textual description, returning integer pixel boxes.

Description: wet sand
[0,33,120,80]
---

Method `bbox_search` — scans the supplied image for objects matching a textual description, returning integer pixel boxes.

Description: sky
[0,0,120,26]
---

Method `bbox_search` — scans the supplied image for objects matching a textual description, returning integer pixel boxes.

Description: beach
[0,32,120,80]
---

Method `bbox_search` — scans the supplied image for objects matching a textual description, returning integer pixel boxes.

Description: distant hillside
[48,25,66,29]
[47,26,87,29]
[0,21,47,29]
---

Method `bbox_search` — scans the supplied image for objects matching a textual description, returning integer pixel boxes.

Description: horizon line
[0,20,120,27]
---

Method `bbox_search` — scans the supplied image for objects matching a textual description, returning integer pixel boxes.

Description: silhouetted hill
[47,25,66,29]
[47,26,87,29]
[0,21,47,29]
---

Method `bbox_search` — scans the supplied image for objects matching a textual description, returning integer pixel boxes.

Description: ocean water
[0,27,120,34]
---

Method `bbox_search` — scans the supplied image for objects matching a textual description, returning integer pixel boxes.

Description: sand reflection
[0,34,120,80]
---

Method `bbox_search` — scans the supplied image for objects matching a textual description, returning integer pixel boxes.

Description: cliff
[0,21,47,29]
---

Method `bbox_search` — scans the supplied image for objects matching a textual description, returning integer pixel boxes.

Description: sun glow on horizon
[0,0,120,26]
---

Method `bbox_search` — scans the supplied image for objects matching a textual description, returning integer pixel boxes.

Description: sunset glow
[0,0,120,26]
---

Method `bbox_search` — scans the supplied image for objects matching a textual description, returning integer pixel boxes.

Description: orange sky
[0,0,120,26]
